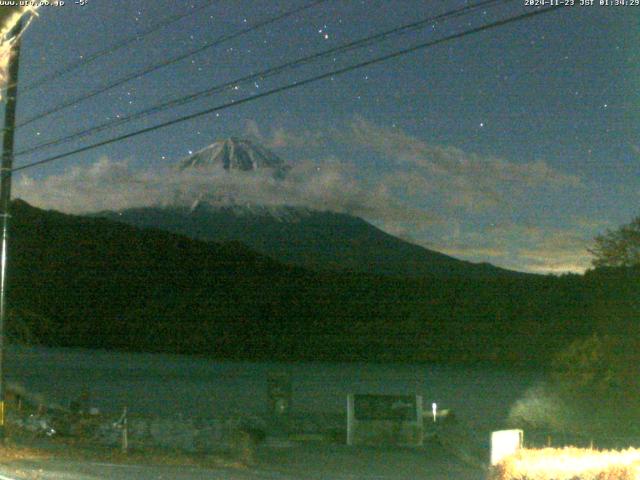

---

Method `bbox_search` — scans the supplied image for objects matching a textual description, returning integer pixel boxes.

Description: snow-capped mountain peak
[179,137,289,177]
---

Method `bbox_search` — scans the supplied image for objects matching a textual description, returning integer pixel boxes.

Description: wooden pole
[0,15,24,443]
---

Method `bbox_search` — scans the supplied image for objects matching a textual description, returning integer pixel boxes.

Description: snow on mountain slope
[179,137,290,179]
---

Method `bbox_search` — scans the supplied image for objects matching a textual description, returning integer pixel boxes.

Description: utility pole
[0,15,24,442]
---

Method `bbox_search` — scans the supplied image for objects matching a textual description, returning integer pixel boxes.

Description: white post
[416,395,423,446]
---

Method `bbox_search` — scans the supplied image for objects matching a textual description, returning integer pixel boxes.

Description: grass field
[491,447,640,480]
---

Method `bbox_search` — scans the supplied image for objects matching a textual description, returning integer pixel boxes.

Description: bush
[509,335,640,440]
[550,335,640,437]
[507,383,575,433]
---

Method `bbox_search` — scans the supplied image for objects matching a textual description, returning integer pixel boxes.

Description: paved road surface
[1,460,268,480]
[0,443,487,480]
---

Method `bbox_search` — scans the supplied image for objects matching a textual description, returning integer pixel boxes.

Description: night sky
[7,0,640,273]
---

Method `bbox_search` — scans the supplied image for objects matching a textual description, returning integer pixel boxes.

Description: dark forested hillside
[97,205,529,280]
[7,200,638,367]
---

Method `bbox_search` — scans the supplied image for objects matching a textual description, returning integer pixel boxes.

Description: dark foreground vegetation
[6,200,640,368]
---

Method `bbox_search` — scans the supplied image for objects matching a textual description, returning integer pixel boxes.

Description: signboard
[354,394,418,421]
[347,394,423,447]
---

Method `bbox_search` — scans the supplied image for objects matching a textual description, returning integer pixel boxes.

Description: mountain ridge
[100,203,532,279]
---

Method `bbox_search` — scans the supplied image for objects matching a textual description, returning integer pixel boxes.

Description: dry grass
[0,401,259,473]
[490,447,640,480]
[1,430,248,472]
[0,424,52,464]
[0,443,48,463]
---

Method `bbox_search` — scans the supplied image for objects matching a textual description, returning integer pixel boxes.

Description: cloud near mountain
[347,116,584,203]
[14,152,430,238]
[14,117,595,273]
[438,222,596,274]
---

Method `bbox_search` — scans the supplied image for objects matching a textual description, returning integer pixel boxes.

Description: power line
[16,0,328,129]
[16,0,510,157]
[4,0,219,96]
[11,5,564,175]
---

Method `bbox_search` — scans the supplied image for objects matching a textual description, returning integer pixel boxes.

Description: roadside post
[122,407,128,454]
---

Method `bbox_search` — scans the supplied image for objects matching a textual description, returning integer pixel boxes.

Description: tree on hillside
[552,335,625,399]
[589,216,640,268]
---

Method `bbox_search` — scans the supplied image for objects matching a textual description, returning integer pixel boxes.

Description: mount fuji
[98,138,527,279]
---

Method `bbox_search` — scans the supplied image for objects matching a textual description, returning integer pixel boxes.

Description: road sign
[347,394,423,447]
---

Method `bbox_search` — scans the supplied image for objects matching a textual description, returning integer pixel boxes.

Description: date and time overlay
[525,0,638,7]
[0,1,88,7]
[1,0,638,8]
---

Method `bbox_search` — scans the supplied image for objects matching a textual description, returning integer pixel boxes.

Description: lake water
[5,345,542,436]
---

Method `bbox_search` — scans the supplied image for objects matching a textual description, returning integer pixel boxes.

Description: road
[1,460,267,480]
[0,443,487,480]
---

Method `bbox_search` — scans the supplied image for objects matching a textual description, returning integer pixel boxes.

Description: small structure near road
[491,429,523,466]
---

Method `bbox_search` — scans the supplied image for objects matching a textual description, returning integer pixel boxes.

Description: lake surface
[5,345,542,435]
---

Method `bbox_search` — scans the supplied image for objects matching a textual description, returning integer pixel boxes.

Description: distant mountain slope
[99,204,529,279]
